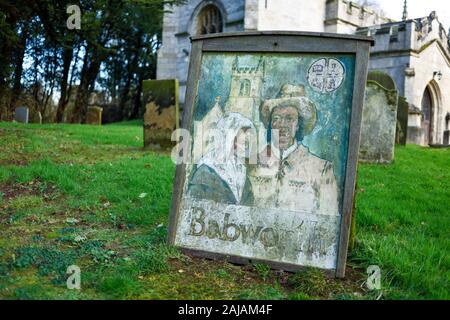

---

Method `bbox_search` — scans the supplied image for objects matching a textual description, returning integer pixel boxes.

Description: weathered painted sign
[168,32,372,277]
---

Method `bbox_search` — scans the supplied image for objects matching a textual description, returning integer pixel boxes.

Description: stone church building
[157,0,450,146]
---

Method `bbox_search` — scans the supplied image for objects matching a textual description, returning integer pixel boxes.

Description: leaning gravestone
[86,106,103,125]
[396,96,409,145]
[15,107,29,124]
[142,79,179,149]
[359,80,398,163]
[366,71,407,146]
[367,71,396,91]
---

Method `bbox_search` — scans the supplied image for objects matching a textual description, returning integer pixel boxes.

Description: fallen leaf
[74,235,87,242]
[66,218,79,224]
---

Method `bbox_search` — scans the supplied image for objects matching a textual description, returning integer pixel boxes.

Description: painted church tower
[224,56,265,127]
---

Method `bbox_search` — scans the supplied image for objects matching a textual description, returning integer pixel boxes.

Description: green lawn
[0,121,448,300]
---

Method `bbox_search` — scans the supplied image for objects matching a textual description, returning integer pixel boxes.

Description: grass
[0,121,448,300]
[350,144,450,299]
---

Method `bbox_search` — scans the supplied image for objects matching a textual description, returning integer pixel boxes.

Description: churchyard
[1,0,449,306]
[0,121,448,300]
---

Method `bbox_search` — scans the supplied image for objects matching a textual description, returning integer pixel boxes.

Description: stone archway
[421,80,443,145]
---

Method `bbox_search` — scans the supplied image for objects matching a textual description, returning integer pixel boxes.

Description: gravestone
[445,113,450,145]
[142,79,179,149]
[396,96,409,145]
[86,106,103,125]
[407,105,424,145]
[359,80,398,164]
[367,71,396,91]
[14,107,29,124]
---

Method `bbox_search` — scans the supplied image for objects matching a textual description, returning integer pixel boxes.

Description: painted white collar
[270,141,299,160]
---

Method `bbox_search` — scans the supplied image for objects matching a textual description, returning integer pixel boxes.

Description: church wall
[325,0,392,34]
[368,55,409,97]
[157,0,246,103]
[244,0,258,30]
[254,0,326,32]
[360,22,414,98]
[156,5,180,82]
[408,42,450,144]
[359,17,450,145]
[157,1,450,146]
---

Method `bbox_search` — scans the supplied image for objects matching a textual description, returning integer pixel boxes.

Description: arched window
[197,5,223,35]
[239,79,251,96]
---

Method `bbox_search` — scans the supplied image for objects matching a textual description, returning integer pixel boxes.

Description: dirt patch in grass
[0,179,62,226]
[0,129,30,166]
[163,253,368,300]
[0,159,30,166]
[0,179,57,200]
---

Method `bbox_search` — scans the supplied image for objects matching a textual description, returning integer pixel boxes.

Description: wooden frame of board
[168,31,373,278]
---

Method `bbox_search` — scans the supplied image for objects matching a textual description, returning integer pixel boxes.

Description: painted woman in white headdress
[188,112,255,205]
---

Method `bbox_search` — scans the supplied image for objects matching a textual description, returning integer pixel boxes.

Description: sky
[375,0,450,29]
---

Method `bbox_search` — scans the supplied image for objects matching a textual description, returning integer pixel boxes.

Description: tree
[0,0,184,123]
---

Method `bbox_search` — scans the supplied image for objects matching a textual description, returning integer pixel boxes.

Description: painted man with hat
[247,84,339,216]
